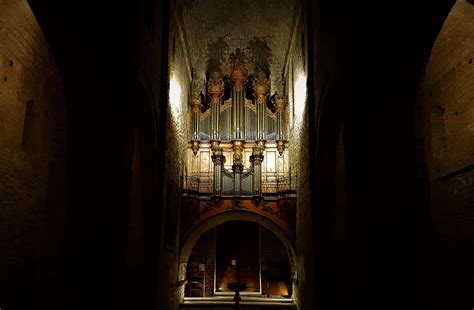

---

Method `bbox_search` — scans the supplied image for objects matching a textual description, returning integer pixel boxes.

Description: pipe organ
[187,49,291,197]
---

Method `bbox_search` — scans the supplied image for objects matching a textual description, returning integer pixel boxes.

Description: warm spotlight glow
[170,75,182,121]
[294,73,307,124]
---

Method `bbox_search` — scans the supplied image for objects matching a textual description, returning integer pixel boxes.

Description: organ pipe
[187,49,289,197]
[275,91,286,156]
[208,72,225,196]
[190,96,201,156]
[229,49,248,196]
[253,72,269,143]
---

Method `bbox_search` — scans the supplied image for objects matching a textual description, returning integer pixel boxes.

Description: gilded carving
[207,72,224,103]
[265,107,277,120]
[220,98,232,113]
[275,91,286,111]
[244,98,256,113]
[229,48,248,90]
[191,97,202,112]
[232,140,244,167]
[250,145,265,165]
[277,140,286,157]
[191,140,200,157]
[253,72,269,104]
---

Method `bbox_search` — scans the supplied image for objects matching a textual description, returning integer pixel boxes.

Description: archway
[178,211,297,302]
[0,1,66,308]
[416,0,474,307]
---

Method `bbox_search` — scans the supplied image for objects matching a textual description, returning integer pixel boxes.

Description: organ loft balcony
[183,140,296,198]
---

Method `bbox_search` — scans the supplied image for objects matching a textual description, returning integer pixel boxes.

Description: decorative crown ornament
[253,72,269,104]
[207,72,224,103]
[229,48,248,90]
[275,91,286,111]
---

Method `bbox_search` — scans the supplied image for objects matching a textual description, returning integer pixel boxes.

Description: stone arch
[0,1,66,308]
[179,210,297,272]
[416,0,474,307]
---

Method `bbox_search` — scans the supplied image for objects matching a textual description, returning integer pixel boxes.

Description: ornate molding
[200,108,211,121]
[220,98,232,113]
[265,107,277,120]
[244,98,256,113]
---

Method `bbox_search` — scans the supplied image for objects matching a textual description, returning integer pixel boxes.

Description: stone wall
[156,3,192,309]
[283,4,311,308]
[417,0,474,306]
[0,1,64,308]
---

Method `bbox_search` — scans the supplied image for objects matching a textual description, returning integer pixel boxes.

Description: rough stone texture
[125,1,183,310]
[156,7,192,309]
[284,10,311,309]
[176,0,299,91]
[417,0,474,305]
[420,0,474,178]
[0,0,64,307]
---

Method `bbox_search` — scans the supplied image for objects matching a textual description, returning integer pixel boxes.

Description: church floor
[181,296,296,309]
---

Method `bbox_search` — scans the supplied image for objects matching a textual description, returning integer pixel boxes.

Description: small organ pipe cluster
[188,49,288,197]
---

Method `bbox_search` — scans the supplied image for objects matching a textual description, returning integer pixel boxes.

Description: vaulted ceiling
[173,0,302,93]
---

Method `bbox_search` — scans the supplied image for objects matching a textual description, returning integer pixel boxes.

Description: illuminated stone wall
[157,5,192,309]
[417,0,474,304]
[283,6,311,308]
[0,1,65,307]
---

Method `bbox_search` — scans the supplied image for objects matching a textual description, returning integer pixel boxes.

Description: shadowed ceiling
[174,0,302,93]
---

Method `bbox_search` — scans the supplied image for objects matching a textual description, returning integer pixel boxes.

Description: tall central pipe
[230,49,247,141]
[229,49,248,196]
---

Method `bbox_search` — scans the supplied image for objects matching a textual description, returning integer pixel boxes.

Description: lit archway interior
[184,220,293,299]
